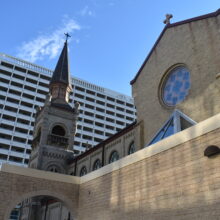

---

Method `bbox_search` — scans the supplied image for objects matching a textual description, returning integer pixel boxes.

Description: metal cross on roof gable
[163,14,173,24]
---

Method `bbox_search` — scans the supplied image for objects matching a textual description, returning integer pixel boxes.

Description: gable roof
[130,8,220,85]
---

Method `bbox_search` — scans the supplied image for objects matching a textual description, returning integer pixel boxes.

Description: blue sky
[1,0,219,96]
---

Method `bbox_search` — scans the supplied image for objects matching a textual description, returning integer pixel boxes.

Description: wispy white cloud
[17,17,81,63]
[79,5,94,17]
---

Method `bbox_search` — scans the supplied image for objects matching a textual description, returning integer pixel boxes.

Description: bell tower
[29,36,79,173]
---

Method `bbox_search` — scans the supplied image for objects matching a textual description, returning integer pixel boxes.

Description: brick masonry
[0,122,220,219]
[78,128,220,220]
[0,171,79,220]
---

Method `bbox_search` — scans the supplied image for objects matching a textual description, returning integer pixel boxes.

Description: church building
[1,8,220,220]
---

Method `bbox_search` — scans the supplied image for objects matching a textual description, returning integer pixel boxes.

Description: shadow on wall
[77,126,220,219]
[6,192,74,220]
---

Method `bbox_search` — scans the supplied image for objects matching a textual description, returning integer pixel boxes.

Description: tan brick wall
[78,128,220,220]
[132,15,220,144]
[0,171,79,220]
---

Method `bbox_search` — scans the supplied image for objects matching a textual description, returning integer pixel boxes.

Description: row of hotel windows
[0,105,132,134]
[0,143,31,154]
[0,118,113,144]
[0,85,134,121]
[77,102,135,117]
[0,78,135,119]
[0,113,34,126]
[0,66,135,111]
[0,104,34,117]
[0,132,32,144]
[0,89,45,103]
[0,73,48,93]
[0,119,113,138]
[0,96,39,110]
[0,101,133,128]
[0,153,29,164]
[1,60,133,107]
[0,74,135,130]
[79,142,135,177]
[0,122,33,135]
[78,116,131,128]
[0,113,122,140]
[73,87,134,108]
[1,61,51,80]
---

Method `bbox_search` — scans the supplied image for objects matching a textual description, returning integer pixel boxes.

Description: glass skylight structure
[148,109,196,146]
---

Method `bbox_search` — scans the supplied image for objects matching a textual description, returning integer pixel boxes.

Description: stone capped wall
[78,127,220,220]
[1,114,220,220]
[0,167,80,220]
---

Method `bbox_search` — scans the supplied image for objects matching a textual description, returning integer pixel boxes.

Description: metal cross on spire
[163,14,173,25]
[64,33,71,42]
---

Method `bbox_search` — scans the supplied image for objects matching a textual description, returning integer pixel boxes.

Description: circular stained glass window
[162,66,190,106]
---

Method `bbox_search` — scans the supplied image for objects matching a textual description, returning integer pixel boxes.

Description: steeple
[49,35,72,102]
[29,32,79,175]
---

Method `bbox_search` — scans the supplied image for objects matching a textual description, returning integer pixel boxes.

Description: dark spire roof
[50,41,71,86]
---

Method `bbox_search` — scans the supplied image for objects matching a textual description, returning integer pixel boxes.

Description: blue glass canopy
[147,110,196,146]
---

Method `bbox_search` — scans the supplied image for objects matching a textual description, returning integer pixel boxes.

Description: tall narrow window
[93,159,102,171]
[128,141,135,155]
[109,151,119,164]
[80,166,87,177]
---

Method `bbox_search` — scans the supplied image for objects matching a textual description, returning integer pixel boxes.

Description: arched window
[80,166,87,177]
[128,141,135,155]
[109,151,119,164]
[93,159,102,171]
[52,125,65,136]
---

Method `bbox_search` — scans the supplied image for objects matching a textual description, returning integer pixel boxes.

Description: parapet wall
[78,113,220,220]
[1,113,220,220]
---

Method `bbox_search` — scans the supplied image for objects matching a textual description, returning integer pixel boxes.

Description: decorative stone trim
[42,151,66,160]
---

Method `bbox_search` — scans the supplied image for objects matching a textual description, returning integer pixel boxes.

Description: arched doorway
[5,191,75,220]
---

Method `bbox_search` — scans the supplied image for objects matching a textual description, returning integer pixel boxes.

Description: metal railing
[47,134,68,148]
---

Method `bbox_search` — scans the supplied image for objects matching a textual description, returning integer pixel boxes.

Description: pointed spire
[50,40,71,87]
[49,35,72,102]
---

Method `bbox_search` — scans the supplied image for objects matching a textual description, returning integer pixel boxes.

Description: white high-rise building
[0,53,136,167]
